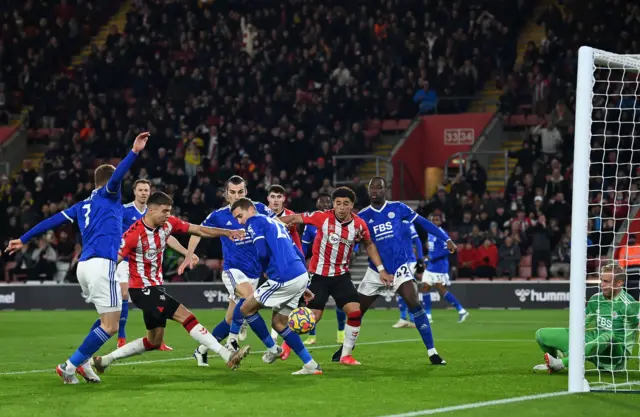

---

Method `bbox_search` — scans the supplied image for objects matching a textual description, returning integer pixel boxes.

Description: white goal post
[570,46,640,393]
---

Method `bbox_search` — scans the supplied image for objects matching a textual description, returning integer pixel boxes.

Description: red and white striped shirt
[277,207,302,252]
[119,216,190,288]
[302,210,369,276]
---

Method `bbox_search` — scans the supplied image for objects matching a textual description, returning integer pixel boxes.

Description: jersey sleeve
[168,216,190,234]
[397,202,418,222]
[256,202,275,218]
[248,217,266,244]
[201,211,219,227]
[61,202,81,223]
[301,211,326,227]
[356,217,371,241]
[119,227,138,258]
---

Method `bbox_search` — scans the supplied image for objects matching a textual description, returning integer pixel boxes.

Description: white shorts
[422,271,451,286]
[115,260,129,284]
[358,262,417,296]
[222,269,259,302]
[77,258,121,314]
[254,273,308,316]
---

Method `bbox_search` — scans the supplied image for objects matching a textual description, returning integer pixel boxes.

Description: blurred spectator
[413,80,437,115]
[550,234,571,277]
[529,214,551,277]
[498,236,521,278]
[456,241,476,278]
[475,238,498,278]
[32,237,58,282]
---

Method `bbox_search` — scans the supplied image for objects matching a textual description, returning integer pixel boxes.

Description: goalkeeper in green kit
[533,264,640,373]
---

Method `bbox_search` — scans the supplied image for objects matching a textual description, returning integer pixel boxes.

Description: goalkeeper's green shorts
[585,329,627,371]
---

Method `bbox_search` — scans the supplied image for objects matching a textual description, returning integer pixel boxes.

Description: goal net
[569,46,640,393]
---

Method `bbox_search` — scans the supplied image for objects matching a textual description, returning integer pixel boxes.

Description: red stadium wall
[391,113,494,199]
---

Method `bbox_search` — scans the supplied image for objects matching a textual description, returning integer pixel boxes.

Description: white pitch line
[377,391,573,417]
[0,337,531,377]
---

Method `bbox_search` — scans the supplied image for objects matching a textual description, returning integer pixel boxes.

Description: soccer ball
[288,307,316,334]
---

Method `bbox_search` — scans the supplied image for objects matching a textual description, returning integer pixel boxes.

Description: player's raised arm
[105,132,150,195]
[5,204,79,254]
[167,235,199,266]
[408,210,456,253]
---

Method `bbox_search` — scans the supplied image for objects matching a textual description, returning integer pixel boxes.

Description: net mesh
[585,49,640,392]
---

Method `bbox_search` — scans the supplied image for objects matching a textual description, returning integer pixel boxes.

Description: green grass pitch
[0,309,637,417]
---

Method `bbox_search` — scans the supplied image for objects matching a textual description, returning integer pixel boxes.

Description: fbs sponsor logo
[203,290,229,304]
[0,292,15,304]
[514,289,570,303]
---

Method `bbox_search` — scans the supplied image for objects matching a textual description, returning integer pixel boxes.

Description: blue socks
[246,313,275,349]
[336,308,346,331]
[230,299,245,336]
[410,306,434,350]
[68,326,112,367]
[443,291,464,312]
[309,327,316,336]
[211,319,231,342]
[397,296,409,320]
[279,327,313,364]
[423,293,432,316]
[90,318,101,331]
[118,300,129,339]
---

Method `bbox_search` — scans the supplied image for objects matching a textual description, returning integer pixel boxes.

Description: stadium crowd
[422,0,640,279]
[0,0,530,282]
[2,0,637,283]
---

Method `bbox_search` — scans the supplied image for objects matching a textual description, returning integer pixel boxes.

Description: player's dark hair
[230,197,255,212]
[147,191,174,207]
[94,164,116,187]
[318,192,331,200]
[133,179,151,189]
[268,184,286,195]
[332,186,356,203]
[601,263,625,282]
[226,175,246,190]
[369,176,386,188]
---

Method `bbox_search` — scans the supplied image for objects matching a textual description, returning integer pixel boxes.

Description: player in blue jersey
[114,178,193,350]
[300,193,347,345]
[331,177,454,365]
[180,175,275,366]
[5,132,151,384]
[422,213,469,323]
[231,197,322,375]
[393,222,426,328]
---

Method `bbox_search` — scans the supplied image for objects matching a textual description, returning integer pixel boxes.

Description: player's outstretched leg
[398,281,445,365]
[533,328,569,373]
[194,318,231,367]
[336,308,346,343]
[436,284,468,323]
[393,295,412,328]
[279,326,322,375]
[243,310,283,362]
[93,336,161,373]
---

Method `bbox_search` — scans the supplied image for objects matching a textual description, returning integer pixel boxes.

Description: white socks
[270,328,279,341]
[341,324,360,358]
[102,338,147,366]
[189,324,230,362]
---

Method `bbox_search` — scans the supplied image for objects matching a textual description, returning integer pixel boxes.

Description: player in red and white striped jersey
[91,192,251,375]
[279,187,393,365]
[265,184,303,358]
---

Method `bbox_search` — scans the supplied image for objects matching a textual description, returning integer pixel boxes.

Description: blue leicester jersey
[358,201,419,274]
[427,227,450,274]
[246,214,307,282]
[301,224,317,256]
[403,221,418,263]
[122,202,146,234]
[202,201,274,278]
[62,188,123,262]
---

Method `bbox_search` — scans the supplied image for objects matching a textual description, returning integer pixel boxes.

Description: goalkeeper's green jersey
[585,290,640,353]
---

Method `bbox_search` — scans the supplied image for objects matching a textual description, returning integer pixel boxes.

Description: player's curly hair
[332,187,356,203]
[600,263,625,282]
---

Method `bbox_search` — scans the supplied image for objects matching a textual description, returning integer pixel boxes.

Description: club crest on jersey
[144,249,158,261]
[612,311,618,319]
[387,212,395,219]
